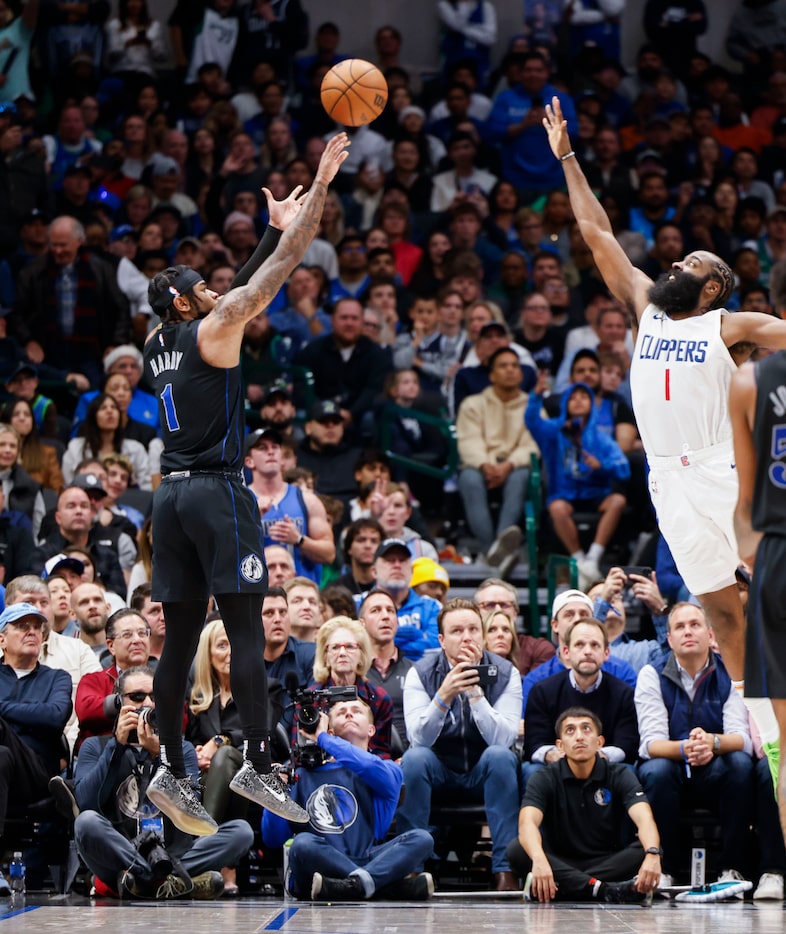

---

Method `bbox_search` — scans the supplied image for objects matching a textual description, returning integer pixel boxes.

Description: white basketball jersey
[629,305,736,457]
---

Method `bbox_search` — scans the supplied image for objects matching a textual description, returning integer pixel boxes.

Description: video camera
[285,678,358,769]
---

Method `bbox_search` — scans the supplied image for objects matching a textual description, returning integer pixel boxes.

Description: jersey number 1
[161,383,181,432]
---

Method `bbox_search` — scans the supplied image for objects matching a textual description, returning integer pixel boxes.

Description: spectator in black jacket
[294,297,391,441]
[295,400,362,504]
[0,486,41,580]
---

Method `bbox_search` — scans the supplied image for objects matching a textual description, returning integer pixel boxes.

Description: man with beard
[141,134,349,836]
[258,380,304,442]
[245,427,335,585]
[544,98,786,683]
[296,401,363,503]
[369,539,439,662]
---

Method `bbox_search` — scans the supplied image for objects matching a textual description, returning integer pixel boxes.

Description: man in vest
[245,427,335,584]
[396,597,522,891]
[634,602,754,887]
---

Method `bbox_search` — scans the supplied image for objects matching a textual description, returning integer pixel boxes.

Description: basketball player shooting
[143,133,349,835]
[543,97,786,682]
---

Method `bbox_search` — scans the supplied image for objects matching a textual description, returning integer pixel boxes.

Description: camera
[133,829,172,882]
[128,707,157,744]
[285,682,358,768]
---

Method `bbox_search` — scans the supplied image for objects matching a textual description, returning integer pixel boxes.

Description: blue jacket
[0,661,72,773]
[525,383,630,505]
[485,83,578,190]
[393,589,441,661]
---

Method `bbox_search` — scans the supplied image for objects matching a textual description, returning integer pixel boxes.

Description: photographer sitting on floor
[262,698,435,901]
[73,665,253,900]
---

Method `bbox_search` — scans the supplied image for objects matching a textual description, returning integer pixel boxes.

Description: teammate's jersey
[144,319,245,472]
[752,350,786,534]
[629,305,736,458]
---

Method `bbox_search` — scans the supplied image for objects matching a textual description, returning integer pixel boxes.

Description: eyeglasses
[123,690,154,703]
[327,642,360,654]
[8,619,44,632]
[110,628,151,642]
[477,601,516,612]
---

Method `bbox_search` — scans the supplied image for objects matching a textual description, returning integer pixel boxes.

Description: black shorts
[745,534,786,698]
[151,473,268,602]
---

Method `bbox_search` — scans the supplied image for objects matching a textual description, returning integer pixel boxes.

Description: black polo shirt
[523,755,646,859]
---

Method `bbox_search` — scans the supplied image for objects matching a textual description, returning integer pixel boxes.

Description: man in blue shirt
[262,698,434,900]
[522,589,637,712]
[485,52,577,198]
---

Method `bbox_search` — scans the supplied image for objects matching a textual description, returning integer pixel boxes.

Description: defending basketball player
[142,133,349,835]
[543,98,786,682]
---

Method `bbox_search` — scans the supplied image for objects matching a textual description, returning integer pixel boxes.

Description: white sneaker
[753,873,784,900]
[577,557,601,591]
[717,868,748,899]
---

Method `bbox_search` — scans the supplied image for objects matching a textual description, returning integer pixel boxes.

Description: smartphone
[466,663,499,686]
[621,566,653,579]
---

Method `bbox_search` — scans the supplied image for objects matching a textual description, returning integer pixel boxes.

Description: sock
[732,680,745,694]
[243,736,273,773]
[571,550,585,561]
[159,742,186,779]
[587,542,604,563]
[589,877,603,899]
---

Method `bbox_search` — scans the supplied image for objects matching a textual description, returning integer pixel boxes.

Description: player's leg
[215,592,308,823]
[695,585,745,681]
[146,599,219,836]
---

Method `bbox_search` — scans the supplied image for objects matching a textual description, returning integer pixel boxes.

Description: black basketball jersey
[144,319,245,472]
[752,350,786,534]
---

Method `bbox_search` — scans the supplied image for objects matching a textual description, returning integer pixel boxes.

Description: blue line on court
[265,906,300,929]
[0,905,39,920]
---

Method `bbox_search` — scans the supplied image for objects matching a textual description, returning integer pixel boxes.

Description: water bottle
[8,852,25,895]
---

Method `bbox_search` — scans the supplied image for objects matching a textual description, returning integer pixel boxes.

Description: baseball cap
[64,163,92,179]
[0,602,48,632]
[103,344,143,373]
[635,148,665,165]
[43,553,86,578]
[175,236,203,251]
[551,588,594,618]
[6,361,37,382]
[375,538,411,560]
[109,224,137,243]
[261,379,292,405]
[244,426,283,455]
[479,320,511,338]
[223,210,255,234]
[148,153,179,176]
[71,473,107,498]
[410,557,450,589]
[20,208,50,226]
[308,399,342,422]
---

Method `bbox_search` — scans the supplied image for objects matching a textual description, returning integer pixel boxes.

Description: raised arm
[543,98,652,322]
[199,134,349,364]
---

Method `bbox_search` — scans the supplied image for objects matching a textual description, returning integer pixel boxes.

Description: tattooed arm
[198,133,349,367]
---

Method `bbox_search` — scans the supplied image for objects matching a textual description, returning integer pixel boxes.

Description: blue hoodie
[525,383,630,504]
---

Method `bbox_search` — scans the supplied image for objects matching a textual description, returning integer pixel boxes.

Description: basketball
[320,59,388,127]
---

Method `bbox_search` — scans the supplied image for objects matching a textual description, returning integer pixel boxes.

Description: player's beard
[648,270,710,315]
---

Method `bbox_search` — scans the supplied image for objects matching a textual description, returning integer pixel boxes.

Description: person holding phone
[397,597,522,891]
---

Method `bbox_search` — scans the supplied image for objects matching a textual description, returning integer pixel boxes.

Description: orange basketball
[320,58,388,127]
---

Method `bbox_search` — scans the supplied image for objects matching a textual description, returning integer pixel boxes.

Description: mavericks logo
[307,784,359,834]
[240,553,264,583]
[594,787,612,806]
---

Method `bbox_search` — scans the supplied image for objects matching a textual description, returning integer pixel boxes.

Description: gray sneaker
[486,525,522,567]
[229,760,309,822]
[146,767,218,836]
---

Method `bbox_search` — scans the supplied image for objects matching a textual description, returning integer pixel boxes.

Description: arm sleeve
[230,226,284,290]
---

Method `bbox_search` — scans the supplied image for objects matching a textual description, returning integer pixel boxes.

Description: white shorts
[647,440,739,596]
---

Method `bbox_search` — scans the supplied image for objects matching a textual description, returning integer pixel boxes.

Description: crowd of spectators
[0,0,785,904]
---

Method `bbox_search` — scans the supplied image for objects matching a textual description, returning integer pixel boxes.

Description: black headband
[151,267,205,314]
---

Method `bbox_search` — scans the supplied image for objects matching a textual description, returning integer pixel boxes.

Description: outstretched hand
[315,132,351,185]
[262,184,307,230]
[543,97,572,161]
